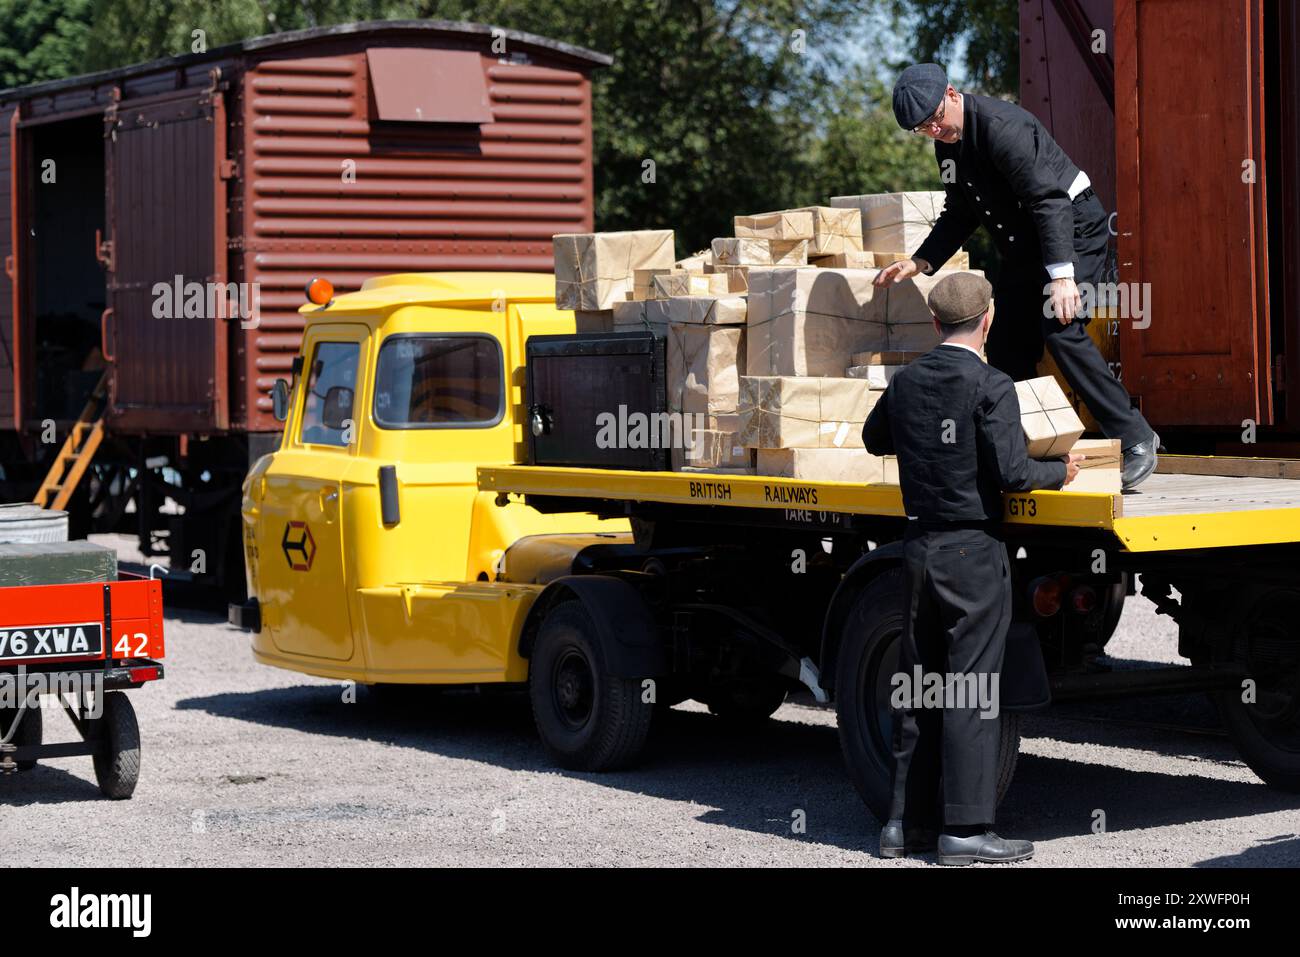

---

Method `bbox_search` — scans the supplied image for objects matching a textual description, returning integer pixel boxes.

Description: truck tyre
[92,692,141,799]
[529,601,653,771]
[706,677,788,724]
[1214,594,1300,790]
[834,568,1020,823]
[1,706,42,771]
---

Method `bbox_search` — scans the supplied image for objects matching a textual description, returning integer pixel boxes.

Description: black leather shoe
[880,819,940,858]
[1121,432,1160,491]
[937,830,1034,865]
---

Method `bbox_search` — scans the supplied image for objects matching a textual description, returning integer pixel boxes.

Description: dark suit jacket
[913,93,1083,277]
[862,344,1066,523]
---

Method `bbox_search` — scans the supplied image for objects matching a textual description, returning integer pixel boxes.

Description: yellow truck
[233,271,1300,822]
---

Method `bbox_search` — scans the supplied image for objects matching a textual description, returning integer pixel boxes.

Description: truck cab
[237,273,629,686]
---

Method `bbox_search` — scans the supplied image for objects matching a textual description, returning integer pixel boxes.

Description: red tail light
[1029,576,1064,617]
[1070,585,1098,614]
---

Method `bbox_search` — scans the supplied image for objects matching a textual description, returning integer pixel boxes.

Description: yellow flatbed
[479,458,1300,554]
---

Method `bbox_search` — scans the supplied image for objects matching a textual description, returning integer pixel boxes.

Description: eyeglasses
[910,96,947,135]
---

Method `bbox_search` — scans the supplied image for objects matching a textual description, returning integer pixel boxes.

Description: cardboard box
[675,253,710,273]
[734,210,815,241]
[1015,376,1086,458]
[737,375,878,449]
[712,237,809,266]
[667,323,744,416]
[672,428,754,471]
[554,230,676,310]
[792,206,864,256]
[811,249,874,269]
[574,310,613,332]
[756,448,886,482]
[851,350,925,366]
[846,364,905,389]
[745,267,885,377]
[713,264,753,293]
[1065,438,1121,493]
[831,192,944,256]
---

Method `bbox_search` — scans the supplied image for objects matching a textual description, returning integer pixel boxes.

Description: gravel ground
[2,536,1298,867]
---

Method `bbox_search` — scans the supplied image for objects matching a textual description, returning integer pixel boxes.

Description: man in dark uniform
[875,63,1159,491]
[863,272,1080,865]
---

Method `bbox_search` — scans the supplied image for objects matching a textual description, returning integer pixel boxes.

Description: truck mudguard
[520,575,668,679]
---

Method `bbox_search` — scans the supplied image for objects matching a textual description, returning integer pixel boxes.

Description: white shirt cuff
[1045,261,1075,280]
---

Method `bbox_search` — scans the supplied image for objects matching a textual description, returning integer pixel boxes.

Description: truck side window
[373,335,503,428]
[300,341,360,447]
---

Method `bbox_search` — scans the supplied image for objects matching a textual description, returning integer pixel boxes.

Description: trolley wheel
[92,692,141,800]
[1,706,42,771]
[529,601,653,771]
[834,568,1021,823]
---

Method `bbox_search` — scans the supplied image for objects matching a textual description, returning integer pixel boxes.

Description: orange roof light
[305,277,334,306]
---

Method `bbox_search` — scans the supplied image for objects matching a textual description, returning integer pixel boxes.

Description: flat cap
[892,63,948,129]
[927,272,993,325]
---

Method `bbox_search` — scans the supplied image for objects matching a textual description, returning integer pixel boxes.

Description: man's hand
[872,257,929,287]
[1049,277,1081,325]
[1061,452,1083,486]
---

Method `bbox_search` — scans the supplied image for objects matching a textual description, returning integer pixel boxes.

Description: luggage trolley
[0,543,165,799]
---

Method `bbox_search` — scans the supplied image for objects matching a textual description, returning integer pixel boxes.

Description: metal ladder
[32,372,109,511]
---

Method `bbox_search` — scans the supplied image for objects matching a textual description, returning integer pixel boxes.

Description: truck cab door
[257,324,368,662]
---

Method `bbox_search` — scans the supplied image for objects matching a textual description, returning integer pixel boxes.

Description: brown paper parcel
[830,191,944,255]
[1015,376,1086,458]
[712,237,809,266]
[792,206,865,256]
[612,298,674,338]
[737,375,878,449]
[733,210,815,241]
[1065,438,1122,494]
[666,295,747,325]
[553,230,676,310]
[672,429,753,470]
[745,267,886,377]
[668,323,744,416]
[757,448,886,482]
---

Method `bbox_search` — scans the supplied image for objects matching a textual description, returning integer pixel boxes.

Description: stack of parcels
[735,207,864,259]
[746,267,983,377]
[1015,376,1087,458]
[1062,438,1121,493]
[737,375,888,481]
[666,296,752,472]
[829,192,967,269]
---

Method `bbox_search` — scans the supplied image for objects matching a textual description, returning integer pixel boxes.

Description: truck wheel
[1215,592,1300,790]
[834,568,1020,823]
[1,706,42,771]
[706,677,788,724]
[529,601,653,771]
[92,692,141,800]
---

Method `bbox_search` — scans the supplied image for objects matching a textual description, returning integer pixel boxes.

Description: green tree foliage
[887,0,1018,95]
[0,0,95,88]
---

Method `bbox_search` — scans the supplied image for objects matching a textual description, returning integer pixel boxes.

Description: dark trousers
[890,526,1011,828]
[986,192,1152,449]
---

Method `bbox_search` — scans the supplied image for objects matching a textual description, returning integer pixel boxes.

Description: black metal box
[525,331,670,470]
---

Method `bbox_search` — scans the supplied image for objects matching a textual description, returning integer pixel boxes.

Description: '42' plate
[0,623,104,662]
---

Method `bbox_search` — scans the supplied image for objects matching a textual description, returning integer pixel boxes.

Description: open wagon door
[1115,0,1271,427]
[104,80,229,432]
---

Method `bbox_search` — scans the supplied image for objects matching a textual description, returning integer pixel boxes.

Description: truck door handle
[318,488,338,518]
